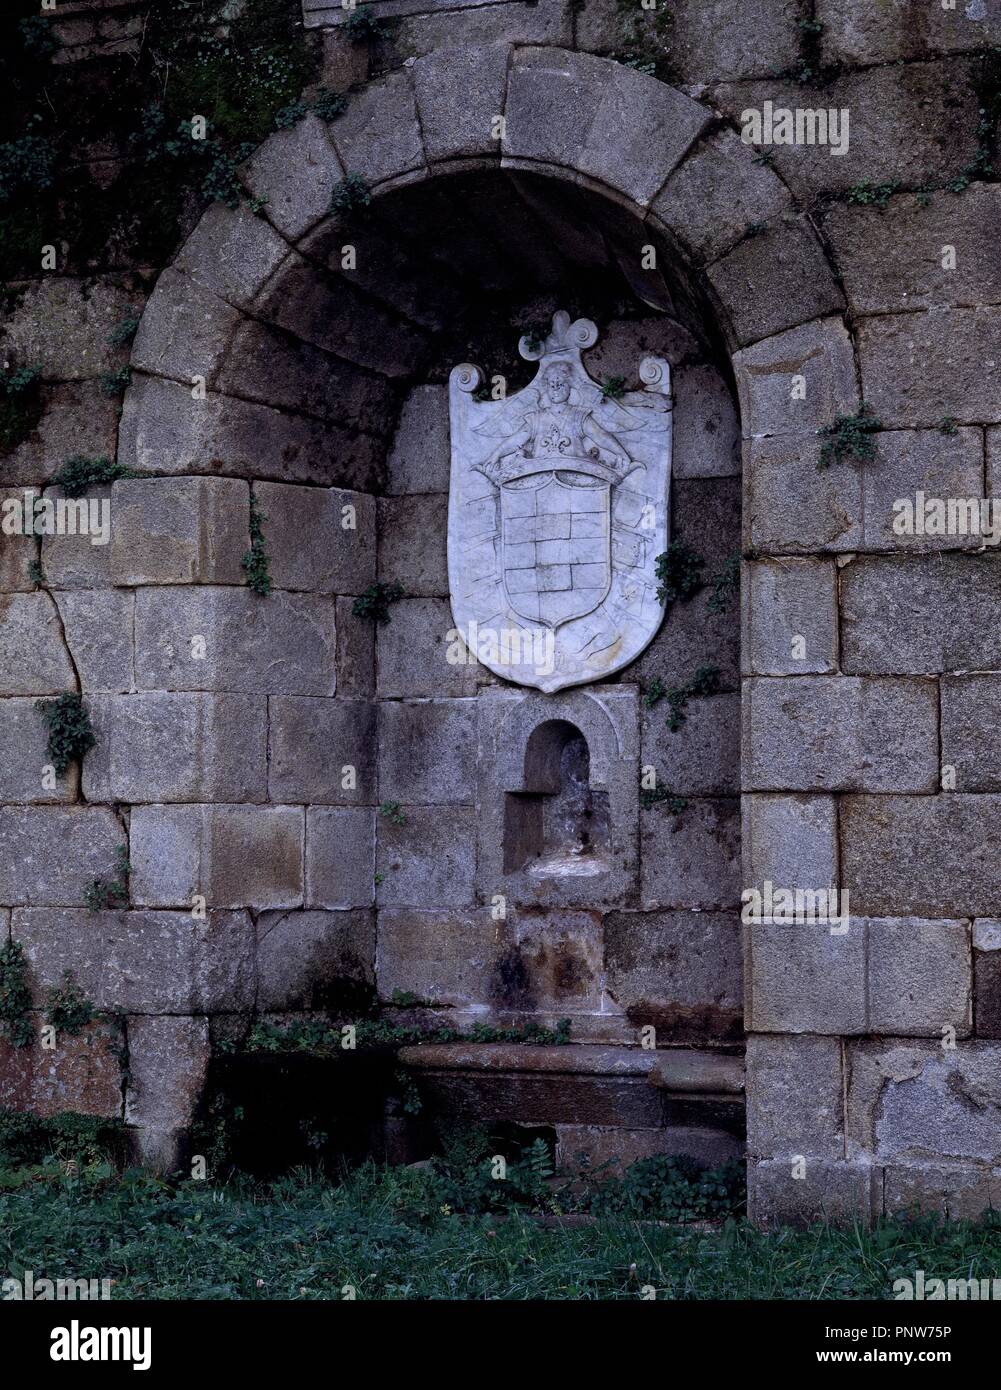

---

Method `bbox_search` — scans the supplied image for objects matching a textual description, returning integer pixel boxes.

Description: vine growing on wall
[0,0,324,280]
[35,692,95,777]
[243,495,273,597]
[0,940,34,1050]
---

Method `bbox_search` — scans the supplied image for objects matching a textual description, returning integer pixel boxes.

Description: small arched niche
[503,719,611,876]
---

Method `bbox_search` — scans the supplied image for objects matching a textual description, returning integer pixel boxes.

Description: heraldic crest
[447,311,673,692]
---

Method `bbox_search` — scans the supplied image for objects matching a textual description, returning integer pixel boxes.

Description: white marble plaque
[447,311,672,693]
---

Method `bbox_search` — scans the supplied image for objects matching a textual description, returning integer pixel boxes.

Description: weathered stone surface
[336,596,374,698]
[825,186,1001,317]
[243,113,342,241]
[732,318,858,440]
[55,590,134,693]
[378,494,448,596]
[817,0,1001,65]
[640,797,740,910]
[304,806,375,909]
[134,588,337,695]
[747,919,866,1033]
[130,804,304,910]
[0,278,136,381]
[707,223,844,348]
[377,699,476,805]
[301,202,468,332]
[411,1066,664,1130]
[632,474,741,691]
[671,365,740,478]
[119,374,385,491]
[743,793,838,894]
[650,127,791,264]
[125,1014,209,1132]
[268,696,376,804]
[316,23,370,85]
[841,554,1001,674]
[130,267,240,386]
[258,255,428,378]
[847,1040,1001,1165]
[745,1034,843,1159]
[941,676,1001,793]
[712,60,979,203]
[174,202,290,311]
[0,592,76,694]
[376,907,497,1007]
[377,597,479,698]
[884,1165,1001,1222]
[412,44,509,162]
[556,1122,743,1171]
[215,318,396,435]
[641,693,740,795]
[0,490,36,590]
[867,918,971,1036]
[255,483,376,595]
[14,908,255,1012]
[501,908,605,1013]
[746,558,837,676]
[257,908,375,1011]
[37,483,113,589]
[0,383,119,489]
[110,477,249,585]
[582,317,700,383]
[376,805,477,908]
[858,308,1001,426]
[82,692,267,803]
[633,587,740,695]
[861,428,984,553]
[749,1159,879,1229]
[385,385,450,495]
[660,0,802,83]
[503,48,710,206]
[743,676,938,792]
[328,70,425,185]
[0,698,78,803]
[744,435,861,553]
[0,806,124,906]
[0,1023,121,1118]
[604,910,743,1041]
[391,0,570,54]
[842,795,1001,918]
[975,942,1001,1038]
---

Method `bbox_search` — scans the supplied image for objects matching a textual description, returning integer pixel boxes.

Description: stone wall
[3,0,1001,1218]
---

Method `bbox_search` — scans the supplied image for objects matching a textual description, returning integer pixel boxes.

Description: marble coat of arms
[447,311,672,693]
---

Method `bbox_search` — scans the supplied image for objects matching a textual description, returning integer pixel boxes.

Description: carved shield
[448,311,672,694]
[500,471,611,629]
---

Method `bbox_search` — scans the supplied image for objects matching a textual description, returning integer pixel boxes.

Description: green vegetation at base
[0,1152,999,1298]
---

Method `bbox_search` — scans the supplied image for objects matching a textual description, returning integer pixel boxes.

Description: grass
[2,1162,1001,1299]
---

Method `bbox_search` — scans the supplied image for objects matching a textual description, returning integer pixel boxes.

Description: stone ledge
[397,1042,744,1092]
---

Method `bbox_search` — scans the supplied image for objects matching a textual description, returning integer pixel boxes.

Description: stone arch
[110,43,857,1178]
[120,42,853,464]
